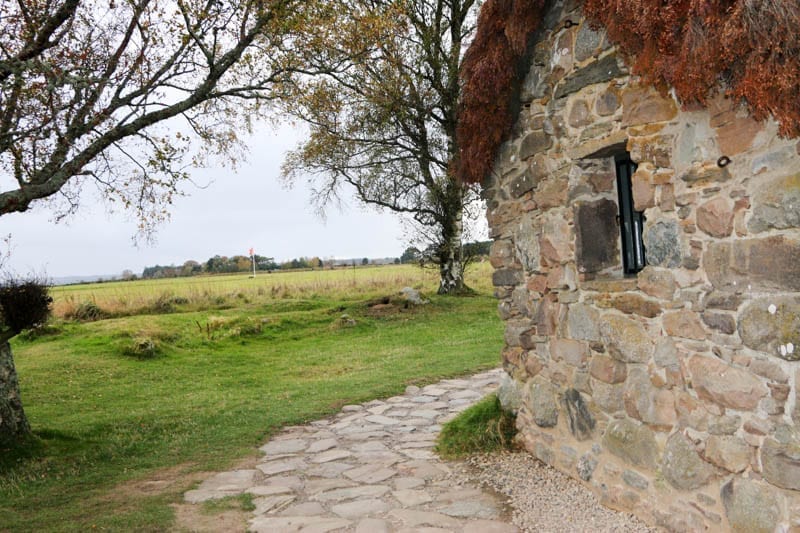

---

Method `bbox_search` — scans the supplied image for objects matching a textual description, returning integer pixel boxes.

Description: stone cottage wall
[485,2,800,531]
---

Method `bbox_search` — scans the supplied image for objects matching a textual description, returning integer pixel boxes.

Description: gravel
[453,451,657,533]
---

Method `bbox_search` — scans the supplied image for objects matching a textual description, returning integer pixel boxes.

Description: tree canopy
[0,0,307,233]
[281,0,483,294]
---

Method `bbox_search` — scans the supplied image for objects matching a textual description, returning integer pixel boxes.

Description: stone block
[563,388,595,440]
[662,432,715,490]
[489,239,514,268]
[621,469,649,490]
[629,135,673,168]
[631,168,655,210]
[574,198,619,273]
[574,23,605,62]
[591,379,624,413]
[528,377,559,428]
[621,86,678,126]
[697,197,734,238]
[637,266,676,300]
[643,220,682,268]
[595,87,619,116]
[599,314,653,363]
[496,373,524,413]
[653,337,678,368]
[704,291,743,311]
[687,355,768,411]
[663,310,707,340]
[534,177,569,209]
[761,437,800,491]
[596,293,662,318]
[590,354,627,384]
[551,338,589,367]
[513,213,541,272]
[508,169,539,198]
[568,99,592,127]
[749,173,800,233]
[576,453,598,481]
[721,479,781,533]
[752,145,797,174]
[602,418,659,470]
[738,297,800,360]
[492,268,524,287]
[519,131,552,160]
[567,303,601,342]
[623,367,676,430]
[705,236,800,292]
[705,435,750,473]
[554,54,624,99]
[679,163,732,186]
[701,311,737,335]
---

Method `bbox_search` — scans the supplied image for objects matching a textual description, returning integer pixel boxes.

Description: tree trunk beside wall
[0,341,30,445]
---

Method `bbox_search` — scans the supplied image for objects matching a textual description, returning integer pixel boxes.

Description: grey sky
[1,125,409,278]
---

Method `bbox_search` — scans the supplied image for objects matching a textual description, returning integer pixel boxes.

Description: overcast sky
[1,125,413,279]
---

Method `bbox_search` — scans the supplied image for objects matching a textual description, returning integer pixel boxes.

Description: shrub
[0,277,52,336]
[436,393,517,458]
[123,336,161,359]
[69,301,105,322]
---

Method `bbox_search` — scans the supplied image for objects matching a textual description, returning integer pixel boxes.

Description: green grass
[50,263,456,319]
[436,393,517,459]
[1,265,502,532]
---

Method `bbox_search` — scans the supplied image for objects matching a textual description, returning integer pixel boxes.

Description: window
[614,153,646,274]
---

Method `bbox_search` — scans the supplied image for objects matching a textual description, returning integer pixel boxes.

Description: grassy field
[1,263,502,532]
[50,263,454,319]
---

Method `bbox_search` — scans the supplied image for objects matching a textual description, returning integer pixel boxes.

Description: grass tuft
[436,393,517,459]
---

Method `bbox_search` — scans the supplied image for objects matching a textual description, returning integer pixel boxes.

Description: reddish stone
[622,86,678,126]
[658,184,676,211]
[589,354,627,384]
[637,266,676,300]
[551,338,590,367]
[596,293,662,318]
[663,311,707,340]
[696,197,734,238]
[595,87,620,116]
[527,274,548,293]
[534,178,569,209]
[525,353,544,377]
[503,347,523,367]
[705,436,750,473]
[588,171,615,193]
[568,99,592,127]
[687,356,768,411]
[632,167,655,210]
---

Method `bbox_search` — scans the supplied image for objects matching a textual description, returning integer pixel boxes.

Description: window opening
[614,153,646,274]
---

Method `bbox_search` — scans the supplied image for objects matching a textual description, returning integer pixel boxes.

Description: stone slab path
[184,368,519,532]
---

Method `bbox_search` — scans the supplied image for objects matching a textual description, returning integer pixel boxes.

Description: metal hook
[717,156,731,168]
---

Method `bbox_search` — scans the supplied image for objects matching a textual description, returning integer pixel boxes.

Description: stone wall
[485,2,800,531]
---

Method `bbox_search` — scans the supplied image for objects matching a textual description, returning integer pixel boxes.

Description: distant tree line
[139,255,329,279]
[400,240,492,265]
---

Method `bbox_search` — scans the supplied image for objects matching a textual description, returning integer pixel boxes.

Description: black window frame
[614,153,646,274]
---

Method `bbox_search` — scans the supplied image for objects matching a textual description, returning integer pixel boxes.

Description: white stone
[355,518,391,533]
[313,484,391,502]
[306,438,338,454]
[257,458,305,476]
[253,494,296,515]
[393,489,434,506]
[310,449,353,463]
[249,516,351,533]
[260,438,307,455]
[331,498,390,518]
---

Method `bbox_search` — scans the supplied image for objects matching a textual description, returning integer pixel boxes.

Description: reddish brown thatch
[584,0,800,136]
[456,0,800,184]
[454,0,547,186]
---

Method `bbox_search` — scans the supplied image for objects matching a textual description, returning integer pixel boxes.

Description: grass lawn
[1,264,502,531]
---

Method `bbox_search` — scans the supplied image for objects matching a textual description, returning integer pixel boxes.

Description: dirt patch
[171,503,249,533]
[105,455,260,531]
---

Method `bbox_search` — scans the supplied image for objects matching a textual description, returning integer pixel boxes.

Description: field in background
[2,262,502,531]
[51,263,493,319]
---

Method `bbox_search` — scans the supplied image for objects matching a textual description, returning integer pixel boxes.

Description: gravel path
[183,368,656,532]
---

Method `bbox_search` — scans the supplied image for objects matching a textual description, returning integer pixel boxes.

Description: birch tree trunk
[0,341,30,446]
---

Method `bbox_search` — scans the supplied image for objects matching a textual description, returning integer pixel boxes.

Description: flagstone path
[183,368,519,532]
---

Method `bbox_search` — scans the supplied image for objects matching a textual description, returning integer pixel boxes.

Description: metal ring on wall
[717,156,731,168]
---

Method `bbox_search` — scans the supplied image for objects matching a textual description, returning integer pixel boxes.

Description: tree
[0,0,308,229]
[281,0,482,294]
[0,0,321,445]
[0,278,51,445]
[361,257,369,266]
